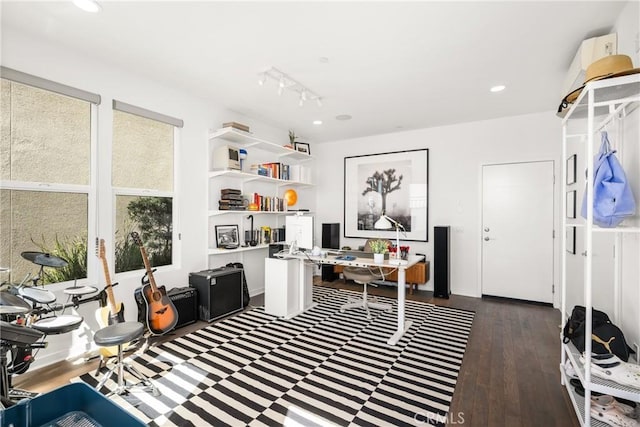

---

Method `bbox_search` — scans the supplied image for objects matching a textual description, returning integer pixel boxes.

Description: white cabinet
[264,258,313,318]
[560,74,640,426]
[264,258,300,317]
[207,127,315,257]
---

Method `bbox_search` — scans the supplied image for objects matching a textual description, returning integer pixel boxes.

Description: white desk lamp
[374,214,408,265]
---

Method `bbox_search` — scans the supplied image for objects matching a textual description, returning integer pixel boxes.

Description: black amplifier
[167,286,198,329]
[189,267,243,322]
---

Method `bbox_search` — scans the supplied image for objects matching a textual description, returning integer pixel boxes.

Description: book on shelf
[220,194,244,201]
[249,162,289,180]
[244,227,285,245]
[222,122,250,132]
[289,164,312,183]
[221,188,242,195]
[249,193,287,212]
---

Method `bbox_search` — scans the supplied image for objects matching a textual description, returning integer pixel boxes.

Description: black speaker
[269,243,286,258]
[321,223,340,281]
[322,223,340,249]
[434,226,450,298]
[188,267,244,321]
[167,287,198,328]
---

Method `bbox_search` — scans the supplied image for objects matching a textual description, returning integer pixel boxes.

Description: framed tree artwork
[344,149,428,241]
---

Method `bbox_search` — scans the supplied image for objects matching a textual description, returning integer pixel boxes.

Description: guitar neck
[139,245,159,293]
[99,240,118,314]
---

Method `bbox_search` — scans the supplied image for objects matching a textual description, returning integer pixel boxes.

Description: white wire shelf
[563,223,640,233]
[562,341,640,402]
[562,75,640,121]
[560,369,609,427]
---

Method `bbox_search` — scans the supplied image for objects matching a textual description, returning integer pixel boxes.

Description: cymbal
[0,291,31,314]
[20,252,68,268]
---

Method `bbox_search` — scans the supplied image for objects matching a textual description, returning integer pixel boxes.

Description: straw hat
[560,55,640,107]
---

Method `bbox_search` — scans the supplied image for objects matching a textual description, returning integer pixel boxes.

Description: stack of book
[219,188,245,211]
[249,193,287,212]
[222,122,250,133]
[250,162,289,180]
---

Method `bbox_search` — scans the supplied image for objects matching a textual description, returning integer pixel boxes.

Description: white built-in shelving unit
[560,74,640,426]
[208,127,315,261]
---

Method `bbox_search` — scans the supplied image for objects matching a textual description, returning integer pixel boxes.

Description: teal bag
[581,132,636,227]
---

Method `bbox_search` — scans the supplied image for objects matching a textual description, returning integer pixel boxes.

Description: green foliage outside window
[34,196,172,282]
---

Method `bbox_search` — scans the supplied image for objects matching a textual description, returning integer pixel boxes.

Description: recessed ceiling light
[490,85,506,93]
[313,120,323,125]
[73,0,102,12]
[319,57,329,63]
[336,114,352,121]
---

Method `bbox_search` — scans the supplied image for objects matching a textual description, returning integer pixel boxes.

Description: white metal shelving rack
[208,127,315,258]
[560,74,640,426]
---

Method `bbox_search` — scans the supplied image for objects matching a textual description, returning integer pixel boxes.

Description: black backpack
[563,305,634,361]
[225,262,250,307]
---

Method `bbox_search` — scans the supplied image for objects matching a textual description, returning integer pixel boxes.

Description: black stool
[94,321,159,396]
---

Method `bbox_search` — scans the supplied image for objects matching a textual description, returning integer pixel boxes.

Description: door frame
[477,160,557,305]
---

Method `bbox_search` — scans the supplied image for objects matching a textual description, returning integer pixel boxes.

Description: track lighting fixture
[258,67,322,108]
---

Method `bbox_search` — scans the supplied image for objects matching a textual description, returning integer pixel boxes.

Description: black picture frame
[215,224,239,248]
[293,142,311,155]
[566,226,576,255]
[344,149,429,241]
[566,154,576,185]
[566,190,576,219]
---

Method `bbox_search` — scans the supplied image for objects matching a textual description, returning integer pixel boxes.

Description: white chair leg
[340,281,389,318]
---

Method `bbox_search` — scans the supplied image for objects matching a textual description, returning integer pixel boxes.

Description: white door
[482,161,554,303]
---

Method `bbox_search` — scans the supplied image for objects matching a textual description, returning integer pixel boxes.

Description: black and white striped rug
[76,286,474,426]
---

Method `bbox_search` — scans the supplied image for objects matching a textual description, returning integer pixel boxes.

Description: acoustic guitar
[131,232,178,335]
[96,238,126,358]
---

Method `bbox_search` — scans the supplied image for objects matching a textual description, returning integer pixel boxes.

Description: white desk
[275,252,422,346]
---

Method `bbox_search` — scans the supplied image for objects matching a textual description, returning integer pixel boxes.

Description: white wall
[0,28,289,368]
[314,111,563,299]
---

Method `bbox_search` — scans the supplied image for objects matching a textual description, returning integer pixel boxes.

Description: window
[112,101,181,273]
[0,72,97,285]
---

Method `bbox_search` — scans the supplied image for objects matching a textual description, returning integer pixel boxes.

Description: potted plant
[287,130,297,148]
[368,239,389,264]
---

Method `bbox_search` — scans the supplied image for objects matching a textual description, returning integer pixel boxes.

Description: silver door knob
[484,236,490,241]
[484,227,490,232]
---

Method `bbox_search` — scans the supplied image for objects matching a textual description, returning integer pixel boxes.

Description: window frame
[111,104,181,277]
[0,73,98,286]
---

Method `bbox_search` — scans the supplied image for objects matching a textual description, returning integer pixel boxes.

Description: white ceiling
[0,1,629,143]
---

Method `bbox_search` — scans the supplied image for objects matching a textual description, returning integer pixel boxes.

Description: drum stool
[94,322,159,397]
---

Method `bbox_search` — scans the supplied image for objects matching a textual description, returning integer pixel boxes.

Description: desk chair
[94,321,159,397]
[341,239,393,319]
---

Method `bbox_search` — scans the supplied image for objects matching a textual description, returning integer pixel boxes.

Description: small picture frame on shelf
[215,224,240,248]
[566,190,576,219]
[294,142,311,155]
[566,226,576,255]
[566,154,576,185]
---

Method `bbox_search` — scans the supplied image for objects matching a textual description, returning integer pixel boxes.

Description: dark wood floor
[13,279,578,426]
